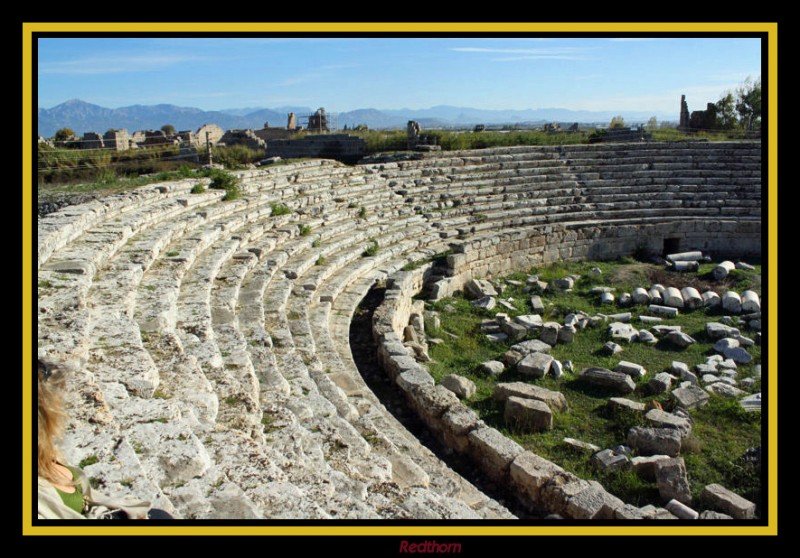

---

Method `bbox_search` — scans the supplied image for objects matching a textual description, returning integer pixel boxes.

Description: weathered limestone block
[713,261,736,280]
[645,408,692,439]
[493,382,568,411]
[664,331,696,348]
[735,261,755,271]
[609,322,638,343]
[606,312,632,322]
[510,451,565,504]
[740,392,761,412]
[636,330,657,344]
[517,352,554,378]
[671,261,700,272]
[468,427,525,481]
[631,455,672,481]
[632,287,651,305]
[515,314,543,330]
[702,290,721,307]
[706,382,746,398]
[671,385,710,409]
[563,438,601,452]
[565,482,626,519]
[529,296,545,315]
[627,427,682,457]
[649,304,679,317]
[500,320,528,341]
[579,367,636,394]
[706,322,740,339]
[607,397,646,413]
[667,251,703,262]
[722,291,742,314]
[723,346,752,364]
[681,287,703,310]
[591,449,631,472]
[714,337,739,353]
[664,287,685,308]
[666,499,699,519]
[439,375,475,400]
[648,287,664,305]
[510,339,552,355]
[396,366,435,394]
[649,372,675,394]
[615,360,647,379]
[600,291,615,305]
[655,457,692,505]
[481,360,505,377]
[701,484,756,519]
[441,405,483,453]
[699,510,733,519]
[557,325,576,344]
[471,296,497,311]
[504,396,553,432]
[465,278,498,299]
[539,322,561,346]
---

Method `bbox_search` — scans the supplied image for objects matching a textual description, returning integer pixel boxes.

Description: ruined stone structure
[406,121,439,151]
[37,141,761,520]
[307,108,328,132]
[81,132,104,149]
[218,129,267,152]
[287,112,297,131]
[141,130,178,147]
[103,129,130,151]
[592,127,653,143]
[690,103,719,131]
[266,134,366,164]
[194,124,225,147]
[680,95,690,131]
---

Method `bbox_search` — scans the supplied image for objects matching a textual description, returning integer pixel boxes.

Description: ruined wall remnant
[287,112,296,130]
[194,124,225,147]
[218,129,267,152]
[266,134,366,164]
[690,103,718,131]
[308,108,328,132]
[103,129,130,151]
[81,132,104,149]
[679,95,690,130]
[406,121,440,151]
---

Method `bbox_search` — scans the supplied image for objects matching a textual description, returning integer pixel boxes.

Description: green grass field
[424,259,762,512]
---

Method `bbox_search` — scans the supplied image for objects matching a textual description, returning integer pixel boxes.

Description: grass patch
[165,251,179,258]
[79,455,99,469]
[190,183,205,194]
[362,238,379,258]
[358,206,367,219]
[424,259,762,512]
[316,255,326,266]
[312,238,321,248]
[270,202,291,216]
[299,224,312,236]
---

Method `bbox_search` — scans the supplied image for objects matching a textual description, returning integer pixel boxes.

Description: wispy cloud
[278,63,361,87]
[39,53,217,75]
[450,46,592,61]
[605,38,663,42]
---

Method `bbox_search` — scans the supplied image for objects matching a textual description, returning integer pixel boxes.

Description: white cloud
[39,53,217,75]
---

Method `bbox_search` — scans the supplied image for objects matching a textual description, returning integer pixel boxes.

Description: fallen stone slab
[540,322,561,346]
[441,374,477,400]
[666,499,699,519]
[706,382,746,399]
[706,322,741,340]
[663,331,696,348]
[615,360,647,379]
[553,276,576,291]
[504,396,553,432]
[723,346,753,364]
[515,314,543,330]
[481,321,501,333]
[722,291,742,314]
[655,457,692,505]
[550,359,564,379]
[500,320,528,341]
[609,322,638,343]
[671,385,710,409]
[563,437,601,452]
[671,361,689,376]
[627,427,682,457]
[485,332,508,343]
[471,296,497,310]
[649,372,675,394]
[712,261,736,280]
[465,278,498,299]
[510,339,552,355]
[517,352,554,378]
[481,360,505,377]
[645,408,692,439]
[696,363,718,375]
[493,382,568,412]
[735,261,755,271]
[714,337,740,353]
[601,342,623,356]
[606,312,632,322]
[649,304,679,317]
[702,291,721,307]
[681,287,703,310]
[653,325,682,336]
[667,251,704,262]
[579,367,636,394]
[619,292,632,306]
[702,373,721,384]
[741,290,761,313]
[556,325,575,344]
[740,377,756,389]
[509,451,566,504]
[591,449,631,472]
[636,329,657,344]
[600,292,615,305]
[607,397,646,413]
[671,260,700,272]
[468,427,526,481]
[739,392,761,412]
[734,334,755,347]
[701,483,756,519]
[498,300,516,312]
[648,287,664,304]
[699,510,733,519]
[631,455,672,481]
[639,315,662,324]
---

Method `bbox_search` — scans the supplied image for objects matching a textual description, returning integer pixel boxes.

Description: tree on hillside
[646,116,658,131]
[54,128,75,142]
[735,76,761,131]
[715,93,738,130]
[609,116,626,129]
[161,124,176,136]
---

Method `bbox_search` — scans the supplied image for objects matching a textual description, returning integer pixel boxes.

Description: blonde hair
[37,359,70,485]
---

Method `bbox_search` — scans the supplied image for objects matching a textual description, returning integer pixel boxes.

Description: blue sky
[37,37,761,116]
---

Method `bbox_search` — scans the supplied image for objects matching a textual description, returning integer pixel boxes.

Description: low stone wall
[372,267,650,519]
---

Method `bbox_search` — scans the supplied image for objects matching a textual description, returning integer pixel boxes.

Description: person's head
[37,358,68,483]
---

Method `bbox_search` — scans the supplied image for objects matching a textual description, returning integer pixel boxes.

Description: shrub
[362,238,379,257]
[299,224,311,236]
[207,169,240,201]
[190,183,205,194]
[358,206,367,219]
[271,203,291,216]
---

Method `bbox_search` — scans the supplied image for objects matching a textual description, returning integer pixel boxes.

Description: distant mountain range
[37,99,675,138]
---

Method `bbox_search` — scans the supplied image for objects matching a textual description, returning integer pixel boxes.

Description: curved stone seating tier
[37,141,760,519]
